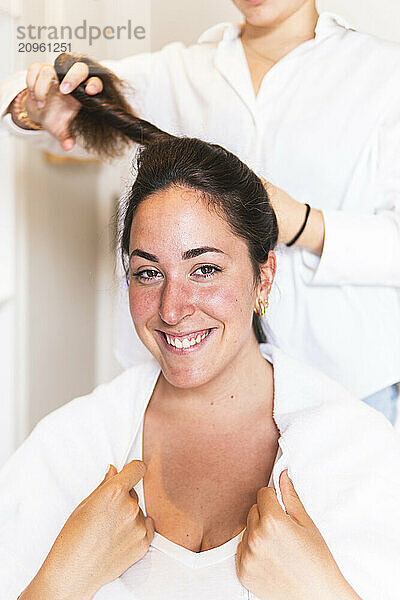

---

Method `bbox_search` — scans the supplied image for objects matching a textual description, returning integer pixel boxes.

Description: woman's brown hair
[54,53,278,343]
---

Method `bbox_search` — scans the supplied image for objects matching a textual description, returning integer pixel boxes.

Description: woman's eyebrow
[130,246,225,263]
[130,249,159,262]
[182,246,225,260]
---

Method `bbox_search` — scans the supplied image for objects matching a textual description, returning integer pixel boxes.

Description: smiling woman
[2,54,400,600]
[119,134,278,389]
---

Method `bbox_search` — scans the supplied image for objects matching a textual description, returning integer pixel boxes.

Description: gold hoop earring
[254,297,268,317]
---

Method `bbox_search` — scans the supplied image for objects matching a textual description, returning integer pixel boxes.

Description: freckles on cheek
[129,287,158,321]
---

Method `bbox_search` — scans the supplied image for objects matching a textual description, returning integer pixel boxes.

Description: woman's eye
[192,265,221,279]
[133,269,162,283]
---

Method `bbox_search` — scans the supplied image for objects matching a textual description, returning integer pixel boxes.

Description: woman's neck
[153,334,274,421]
[241,3,319,64]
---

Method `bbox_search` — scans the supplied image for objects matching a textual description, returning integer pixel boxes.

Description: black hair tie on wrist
[286,203,311,247]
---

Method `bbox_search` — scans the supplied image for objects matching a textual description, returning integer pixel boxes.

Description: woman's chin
[161,362,216,389]
[242,4,283,27]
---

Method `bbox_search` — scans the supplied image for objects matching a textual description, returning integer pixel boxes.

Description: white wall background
[1,0,399,464]
[318,0,400,42]
[0,10,17,466]
[149,0,400,49]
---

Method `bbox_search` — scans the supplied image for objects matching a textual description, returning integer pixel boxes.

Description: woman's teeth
[165,330,210,349]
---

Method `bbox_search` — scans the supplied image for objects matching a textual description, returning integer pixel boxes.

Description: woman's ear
[258,250,276,298]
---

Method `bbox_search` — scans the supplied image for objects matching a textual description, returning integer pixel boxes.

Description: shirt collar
[197,11,354,45]
[197,21,242,44]
[314,11,354,38]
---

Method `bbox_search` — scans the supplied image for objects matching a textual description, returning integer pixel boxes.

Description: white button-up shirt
[1,12,399,398]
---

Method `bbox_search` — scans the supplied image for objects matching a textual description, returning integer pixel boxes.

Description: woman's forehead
[132,185,215,222]
[129,186,245,256]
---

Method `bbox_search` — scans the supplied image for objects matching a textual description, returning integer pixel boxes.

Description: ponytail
[54,53,172,160]
[54,53,277,345]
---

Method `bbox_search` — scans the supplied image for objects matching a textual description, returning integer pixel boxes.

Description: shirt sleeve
[0,49,160,159]
[301,104,400,287]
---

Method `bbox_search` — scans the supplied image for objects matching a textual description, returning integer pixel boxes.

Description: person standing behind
[1,1,399,423]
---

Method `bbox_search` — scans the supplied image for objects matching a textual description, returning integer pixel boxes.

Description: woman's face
[231,0,315,28]
[128,185,275,389]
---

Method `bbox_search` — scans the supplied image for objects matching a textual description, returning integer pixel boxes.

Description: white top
[0,344,400,600]
[1,12,399,397]
[120,415,279,598]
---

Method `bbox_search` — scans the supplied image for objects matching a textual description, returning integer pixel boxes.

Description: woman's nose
[158,279,195,325]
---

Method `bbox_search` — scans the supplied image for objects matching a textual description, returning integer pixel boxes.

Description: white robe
[1,344,400,600]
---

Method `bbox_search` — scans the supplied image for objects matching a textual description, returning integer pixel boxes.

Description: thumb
[104,463,118,480]
[95,464,117,490]
[279,469,309,525]
[145,515,155,544]
[117,459,147,491]
[60,136,75,152]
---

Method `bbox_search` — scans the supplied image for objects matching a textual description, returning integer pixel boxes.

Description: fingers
[26,62,44,93]
[25,62,79,153]
[117,459,147,491]
[145,515,155,544]
[256,485,283,520]
[96,464,117,490]
[26,63,52,92]
[246,502,260,532]
[129,487,139,503]
[75,464,117,508]
[85,76,103,94]
[59,137,75,152]
[34,65,58,106]
[59,61,90,94]
[26,63,57,108]
[235,539,243,573]
[105,463,118,478]
[279,469,310,525]
[241,526,249,552]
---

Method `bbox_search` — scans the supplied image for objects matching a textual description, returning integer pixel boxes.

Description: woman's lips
[156,328,215,354]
